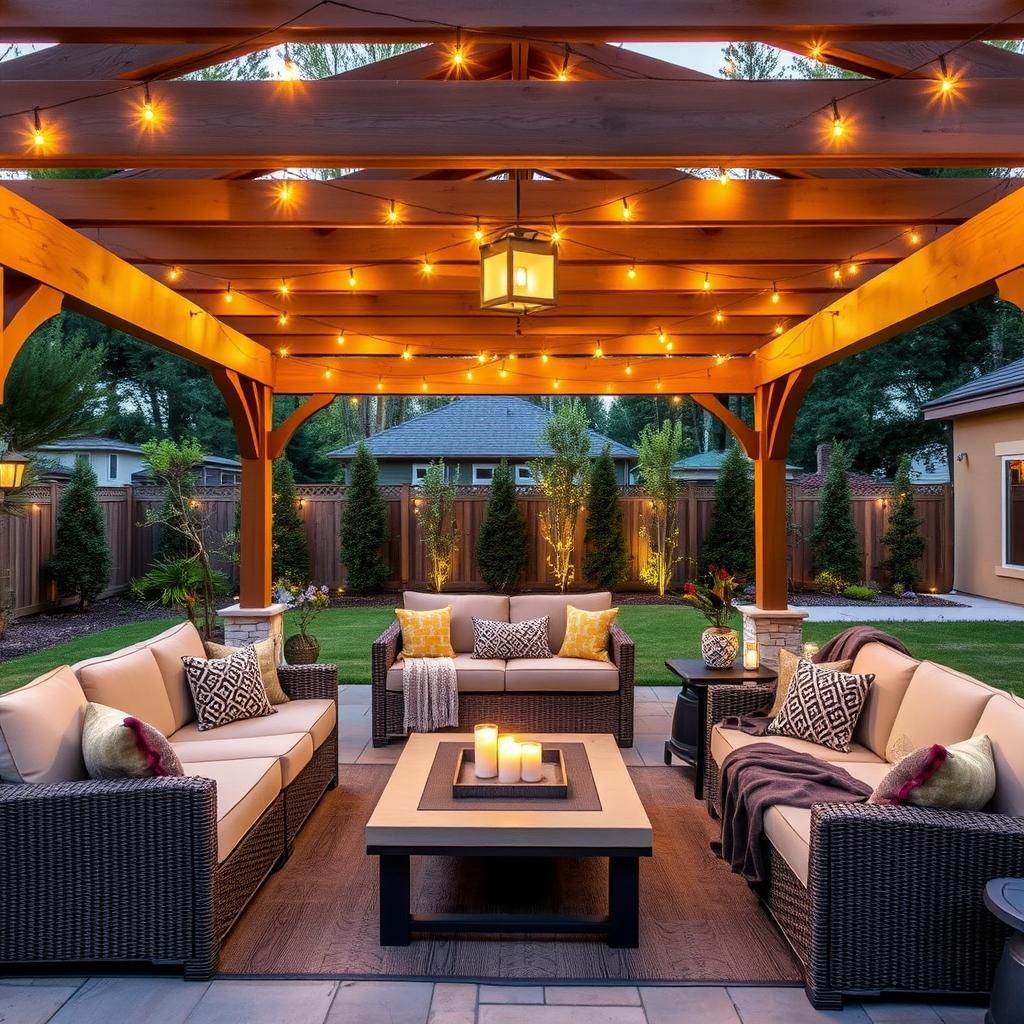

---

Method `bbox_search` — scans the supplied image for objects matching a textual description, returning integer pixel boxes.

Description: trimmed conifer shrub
[476,460,528,594]
[702,442,754,580]
[810,440,862,583]
[879,453,926,592]
[340,441,389,593]
[583,446,628,591]
[45,458,111,609]
[272,456,309,584]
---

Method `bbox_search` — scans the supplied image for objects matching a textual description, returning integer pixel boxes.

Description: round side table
[985,878,1024,1024]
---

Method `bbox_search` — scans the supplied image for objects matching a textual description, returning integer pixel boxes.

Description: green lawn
[2,605,1022,698]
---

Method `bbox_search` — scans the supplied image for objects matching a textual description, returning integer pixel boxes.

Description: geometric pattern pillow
[768,660,874,753]
[394,607,455,658]
[204,638,290,704]
[770,649,853,717]
[181,645,276,732]
[558,605,619,663]
[472,616,551,659]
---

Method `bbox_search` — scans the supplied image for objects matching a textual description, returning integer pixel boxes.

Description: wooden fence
[2,479,953,618]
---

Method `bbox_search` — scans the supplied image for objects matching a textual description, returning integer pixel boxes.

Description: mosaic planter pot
[701,627,739,668]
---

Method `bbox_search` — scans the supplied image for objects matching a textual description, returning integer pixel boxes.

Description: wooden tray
[452,747,568,799]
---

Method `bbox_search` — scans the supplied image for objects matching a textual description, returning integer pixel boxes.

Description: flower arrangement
[681,565,740,629]
[274,580,330,638]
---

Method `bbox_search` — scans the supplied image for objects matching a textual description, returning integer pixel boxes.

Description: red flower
[682,582,697,596]
[719,568,730,580]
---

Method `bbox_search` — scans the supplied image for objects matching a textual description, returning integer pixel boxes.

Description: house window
[412,464,430,485]
[514,464,535,485]
[108,453,118,480]
[472,464,496,485]
[1006,457,1024,568]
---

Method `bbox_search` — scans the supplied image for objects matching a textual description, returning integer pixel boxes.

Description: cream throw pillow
[558,606,619,663]
[395,606,455,658]
[205,638,290,704]
[905,735,997,811]
[770,649,853,718]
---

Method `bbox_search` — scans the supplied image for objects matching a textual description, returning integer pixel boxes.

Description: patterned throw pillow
[182,645,276,732]
[82,702,183,779]
[871,735,996,810]
[770,649,853,717]
[395,607,455,658]
[205,638,290,704]
[472,617,551,659]
[768,660,874,753]
[558,605,619,663]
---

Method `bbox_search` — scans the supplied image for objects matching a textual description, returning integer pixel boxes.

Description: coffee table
[365,732,653,948]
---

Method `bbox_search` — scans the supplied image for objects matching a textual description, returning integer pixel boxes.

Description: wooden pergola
[3,3,1024,615]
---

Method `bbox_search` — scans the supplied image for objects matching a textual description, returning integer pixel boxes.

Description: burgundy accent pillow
[869,743,948,805]
[82,702,184,780]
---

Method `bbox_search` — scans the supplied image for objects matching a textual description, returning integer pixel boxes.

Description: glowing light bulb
[832,265,843,282]
[347,268,357,288]
[673,395,682,405]
[141,83,157,124]
[450,28,465,69]
[276,180,293,203]
[281,44,300,80]
[909,227,922,246]
[477,351,487,364]
[550,217,561,245]
[557,47,571,81]
[937,56,957,95]
[278,346,289,357]
[386,200,399,224]
[774,323,785,336]
[714,353,727,365]
[401,346,412,360]
[846,261,859,276]
[656,379,663,391]
[31,108,46,149]
[621,198,632,221]
[421,256,433,276]
[657,328,667,344]
[499,363,509,379]
[324,369,333,380]
[714,309,725,324]
[627,264,637,281]
[552,378,561,389]
[666,341,674,352]
[703,272,712,292]
[224,284,233,304]
[625,362,633,376]
[336,332,345,346]
[541,353,549,364]
[594,344,604,358]
[771,283,780,304]
[278,312,289,326]
[421,378,429,391]
[376,378,384,391]
[166,266,182,283]
[830,99,845,138]
[810,43,824,61]
[473,217,484,244]
[350,396,359,406]
[718,167,729,186]
[466,369,474,381]
[278,279,290,296]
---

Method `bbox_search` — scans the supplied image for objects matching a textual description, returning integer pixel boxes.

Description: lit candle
[802,641,820,660]
[520,741,543,783]
[743,640,760,670]
[474,723,498,779]
[498,736,521,784]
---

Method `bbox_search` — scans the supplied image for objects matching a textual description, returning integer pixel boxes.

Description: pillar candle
[520,741,543,783]
[802,641,820,660]
[498,736,521,784]
[743,640,760,670]
[473,723,498,779]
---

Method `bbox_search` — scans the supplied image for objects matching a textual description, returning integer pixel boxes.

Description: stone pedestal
[219,603,288,663]
[736,605,809,670]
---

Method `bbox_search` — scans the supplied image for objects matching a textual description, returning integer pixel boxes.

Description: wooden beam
[754,179,1024,385]
[11,177,1015,228]
[0,270,64,402]
[0,185,272,383]
[268,393,335,459]
[6,3,1023,44]
[995,268,1024,309]
[5,80,1024,169]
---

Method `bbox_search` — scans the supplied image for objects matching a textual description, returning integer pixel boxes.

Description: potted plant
[275,581,331,664]
[682,565,741,668]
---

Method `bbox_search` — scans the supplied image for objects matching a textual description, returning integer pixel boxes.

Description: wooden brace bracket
[268,394,335,460]
[690,395,758,458]
[0,269,64,402]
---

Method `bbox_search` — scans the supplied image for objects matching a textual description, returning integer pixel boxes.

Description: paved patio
[800,593,1024,623]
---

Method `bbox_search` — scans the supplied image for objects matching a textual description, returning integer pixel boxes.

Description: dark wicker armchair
[0,662,338,981]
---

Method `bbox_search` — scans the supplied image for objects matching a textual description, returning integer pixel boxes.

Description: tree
[44,458,111,609]
[879,454,927,592]
[155,457,199,562]
[340,441,389,593]
[636,420,684,595]
[721,41,785,80]
[530,399,592,591]
[417,461,459,592]
[810,441,862,583]
[583,447,628,591]
[702,443,755,580]
[272,457,309,584]
[476,460,528,594]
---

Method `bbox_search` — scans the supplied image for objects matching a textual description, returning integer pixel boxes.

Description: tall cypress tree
[271,456,309,584]
[702,443,755,580]
[476,460,528,594]
[340,441,389,593]
[583,446,628,590]
[45,458,111,609]
[810,441,862,583]
[879,454,926,591]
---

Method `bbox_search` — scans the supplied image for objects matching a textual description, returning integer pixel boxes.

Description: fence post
[46,480,59,606]
[399,484,411,587]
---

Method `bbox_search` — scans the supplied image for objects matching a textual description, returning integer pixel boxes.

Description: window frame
[412,463,430,486]
[1003,453,1024,570]
[471,463,497,486]
[514,463,536,486]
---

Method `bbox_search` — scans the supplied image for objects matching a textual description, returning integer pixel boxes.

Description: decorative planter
[701,627,739,668]
[284,633,320,665]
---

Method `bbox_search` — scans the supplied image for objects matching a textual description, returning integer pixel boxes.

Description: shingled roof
[328,396,637,461]
[923,356,1024,417]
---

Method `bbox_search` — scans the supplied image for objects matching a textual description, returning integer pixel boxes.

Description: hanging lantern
[0,448,29,491]
[480,229,557,313]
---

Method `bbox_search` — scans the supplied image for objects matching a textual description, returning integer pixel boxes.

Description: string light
[350,396,359,406]
[846,261,860,276]
[830,98,845,138]
[714,354,727,365]
[627,263,637,280]
[224,283,233,304]
[401,346,412,360]
[277,312,289,326]
[31,108,46,149]
[552,378,561,389]
[278,279,290,296]
[276,179,293,203]
[672,396,682,405]
[665,340,674,352]
[324,369,333,380]
[702,272,712,292]
[594,343,604,358]
[714,308,725,324]
[541,353,550,364]
[625,362,633,376]
[465,369,474,381]
[473,216,484,244]
[656,378,663,391]
[771,282,780,304]
[420,256,433,276]
[832,265,843,282]
[376,377,384,391]
[336,331,345,346]
[166,266,182,283]
[281,43,300,80]
[550,216,561,245]
[141,82,157,125]
[386,199,400,224]
[499,362,509,379]
[937,55,958,95]
[657,327,667,344]
[557,45,571,81]
[809,43,825,61]
[347,268,357,288]
[908,227,922,245]
[421,378,429,392]
[450,27,465,69]
[718,167,730,186]
[278,346,289,357]
[477,351,487,364]
[774,322,785,336]
[621,198,632,221]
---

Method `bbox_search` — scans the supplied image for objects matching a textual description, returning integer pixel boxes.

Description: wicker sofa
[372,591,634,747]
[0,621,338,979]
[704,642,1024,1008]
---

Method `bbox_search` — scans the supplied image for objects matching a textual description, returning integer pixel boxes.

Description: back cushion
[973,695,1024,815]
[76,646,176,737]
[403,592,509,653]
[885,661,996,764]
[144,621,207,731]
[851,643,920,758]
[510,592,612,652]
[0,666,87,783]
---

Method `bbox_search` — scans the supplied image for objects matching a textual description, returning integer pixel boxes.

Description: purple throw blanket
[712,743,872,884]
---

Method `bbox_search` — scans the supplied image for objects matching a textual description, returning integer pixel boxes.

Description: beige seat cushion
[75,646,176,738]
[973,695,1024,816]
[710,724,884,770]
[885,661,996,763]
[170,698,336,750]
[172,732,313,787]
[183,757,281,863]
[510,592,611,652]
[403,592,509,654]
[0,666,88,784]
[504,656,620,693]
[387,653,504,693]
[145,621,207,731]
[850,643,920,757]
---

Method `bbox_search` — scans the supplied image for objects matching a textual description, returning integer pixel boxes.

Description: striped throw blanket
[402,657,459,734]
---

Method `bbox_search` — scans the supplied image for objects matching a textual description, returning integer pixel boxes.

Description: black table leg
[694,687,708,800]
[379,854,411,946]
[608,855,640,948]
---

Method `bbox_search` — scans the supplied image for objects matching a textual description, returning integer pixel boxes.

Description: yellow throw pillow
[205,638,290,705]
[558,605,619,662]
[395,607,455,658]
[771,648,852,717]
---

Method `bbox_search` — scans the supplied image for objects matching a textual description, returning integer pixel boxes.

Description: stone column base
[736,605,809,670]
[219,603,288,663]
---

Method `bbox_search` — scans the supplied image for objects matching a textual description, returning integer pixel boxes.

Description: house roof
[34,436,241,468]
[327,397,637,461]
[909,451,950,485]
[923,356,1024,416]
[672,450,798,472]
